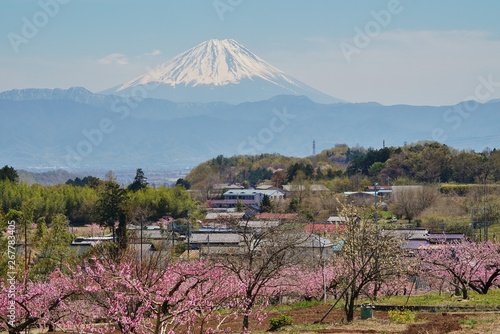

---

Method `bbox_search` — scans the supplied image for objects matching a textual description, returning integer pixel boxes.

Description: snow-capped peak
[117,39,298,90]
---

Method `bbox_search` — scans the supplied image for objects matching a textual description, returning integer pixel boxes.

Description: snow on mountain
[102,39,342,104]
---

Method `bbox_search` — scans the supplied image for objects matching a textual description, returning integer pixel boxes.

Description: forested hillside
[186,141,500,192]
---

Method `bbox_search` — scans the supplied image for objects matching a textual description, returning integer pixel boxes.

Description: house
[343,191,377,202]
[383,228,429,240]
[189,231,245,257]
[127,228,171,242]
[204,211,246,221]
[382,228,465,251]
[367,185,393,194]
[190,232,243,249]
[208,189,285,208]
[428,233,465,244]
[238,220,281,230]
[327,216,347,224]
[70,236,114,254]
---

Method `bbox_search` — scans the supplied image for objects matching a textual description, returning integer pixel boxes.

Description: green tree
[33,218,48,245]
[31,213,75,278]
[346,147,390,176]
[449,150,483,183]
[0,165,18,182]
[175,178,191,189]
[128,168,148,192]
[66,175,101,187]
[368,162,386,177]
[288,198,299,212]
[96,172,128,240]
[261,194,272,213]
[116,212,128,252]
[235,200,244,212]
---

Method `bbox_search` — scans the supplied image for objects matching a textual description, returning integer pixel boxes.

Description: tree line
[0,168,194,227]
[186,142,500,197]
[0,167,196,281]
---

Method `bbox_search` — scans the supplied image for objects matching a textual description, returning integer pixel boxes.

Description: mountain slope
[102,39,341,104]
[1,88,500,170]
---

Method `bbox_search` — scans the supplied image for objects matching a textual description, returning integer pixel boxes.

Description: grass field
[244,290,500,333]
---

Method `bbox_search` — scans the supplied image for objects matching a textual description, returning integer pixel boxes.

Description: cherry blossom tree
[0,269,80,334]
[2,242,249,334]
[66,246,246,334]
[418,240,500,299]
[214,217,311,331]
[271,264,339,302]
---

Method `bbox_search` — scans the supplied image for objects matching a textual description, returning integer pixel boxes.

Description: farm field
[35,305,500,334]
[199,291,500,333]
[239,304,500,334]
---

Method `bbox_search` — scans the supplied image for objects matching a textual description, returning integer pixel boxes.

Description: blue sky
[1,0,500,106]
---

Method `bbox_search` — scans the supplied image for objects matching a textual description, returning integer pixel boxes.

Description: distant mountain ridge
[17,169,82,186]
[0,87,110,105]
[101,39,342,104]
[1,87,500,171]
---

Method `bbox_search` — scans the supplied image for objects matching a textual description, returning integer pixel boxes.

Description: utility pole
[374,183,378,226]
[171,220,175,251]
[187,212,191,259]
[470,208,474,241]
[484,206,487,242]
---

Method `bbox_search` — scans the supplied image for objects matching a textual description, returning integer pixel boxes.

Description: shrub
[388,309,416,323]
[460,319,477,329]
[269,315,293,331]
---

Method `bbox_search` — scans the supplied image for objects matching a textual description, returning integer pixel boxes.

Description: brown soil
[206,304,466,333]
[33,304,499,333]
[401,313,462,334]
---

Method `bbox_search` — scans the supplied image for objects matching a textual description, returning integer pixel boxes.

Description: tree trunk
[461,284,469,299]
[344,291,356,323]
[346,297,355,322]
[153,309,162,334]
[242,314,249,332]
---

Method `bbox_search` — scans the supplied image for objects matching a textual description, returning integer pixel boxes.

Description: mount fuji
[101,39,342,104]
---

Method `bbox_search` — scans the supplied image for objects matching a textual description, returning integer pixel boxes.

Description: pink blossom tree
[215,217,312,331]
[271,264,339,302]
[2,244,248,334]
[0,269,80,334]
[66,246,245,334]
[418,240,500,299]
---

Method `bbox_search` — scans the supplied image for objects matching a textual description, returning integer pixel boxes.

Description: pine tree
[128,168,148,192]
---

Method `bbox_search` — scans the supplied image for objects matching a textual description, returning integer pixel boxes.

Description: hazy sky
[2,0,500,106]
